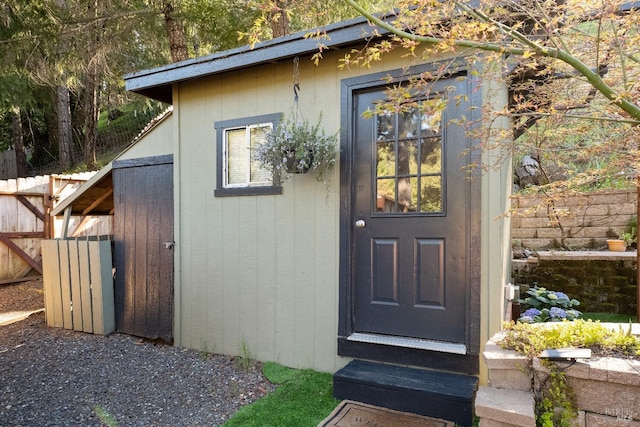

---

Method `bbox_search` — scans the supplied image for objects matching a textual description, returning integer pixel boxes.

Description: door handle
[355,219,366,228]
[164,241,175,249]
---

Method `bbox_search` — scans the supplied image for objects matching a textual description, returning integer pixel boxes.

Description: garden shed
[52,16,513,424]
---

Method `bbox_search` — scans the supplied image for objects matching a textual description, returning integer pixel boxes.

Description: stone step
[483,336,531,391]
[333,359,478,426]
[475,386,535,427]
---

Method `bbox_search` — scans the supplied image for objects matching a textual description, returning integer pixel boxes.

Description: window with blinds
[224,124,271,186]
[214,113,282,197]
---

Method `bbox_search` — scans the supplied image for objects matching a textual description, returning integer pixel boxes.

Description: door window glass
[375,99,443,214]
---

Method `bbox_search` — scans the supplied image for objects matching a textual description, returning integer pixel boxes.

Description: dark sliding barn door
[113,155,174,342]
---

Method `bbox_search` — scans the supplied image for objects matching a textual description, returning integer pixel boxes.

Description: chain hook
[293,56,300,104]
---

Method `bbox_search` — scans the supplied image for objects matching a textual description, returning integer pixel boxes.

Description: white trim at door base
[347,332,467,355]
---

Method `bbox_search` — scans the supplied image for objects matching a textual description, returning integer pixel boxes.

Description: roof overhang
[50,164,114,216]
[124,16,390,104]
[125,2,640,104]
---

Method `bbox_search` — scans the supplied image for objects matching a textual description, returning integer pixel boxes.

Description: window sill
[214,186,282,197]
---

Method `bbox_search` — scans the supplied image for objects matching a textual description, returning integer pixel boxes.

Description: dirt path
[0,278,44,325]
[0,277,274,426]
[0,278,44,312]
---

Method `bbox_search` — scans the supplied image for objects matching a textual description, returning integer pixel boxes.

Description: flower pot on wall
[606,239,627,252]
[254,114,337,187]
[284,150,313,173]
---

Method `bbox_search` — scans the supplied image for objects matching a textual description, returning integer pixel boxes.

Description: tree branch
[341,0,640,121]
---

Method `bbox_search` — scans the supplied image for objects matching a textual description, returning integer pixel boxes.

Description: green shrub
[500,320,640,426]
[518,286,581,323]
[500,320,640,360]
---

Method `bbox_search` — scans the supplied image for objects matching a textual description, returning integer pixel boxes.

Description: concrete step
[333,359,478,426]
[475,386,535,427]
[483,336,531,391]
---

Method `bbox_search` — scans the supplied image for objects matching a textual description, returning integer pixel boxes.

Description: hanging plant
[254,113,337,187]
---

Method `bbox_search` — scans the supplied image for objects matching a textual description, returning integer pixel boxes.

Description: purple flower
[555,292,569,300]
[549,307,567,319]
[519,315,534,323]
[522,308,541,318]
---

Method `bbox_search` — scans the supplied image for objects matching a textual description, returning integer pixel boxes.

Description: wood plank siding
[173,49,451,372]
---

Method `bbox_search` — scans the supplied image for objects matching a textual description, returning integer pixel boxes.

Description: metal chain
[292,56,303,121]
[293,56,300,104]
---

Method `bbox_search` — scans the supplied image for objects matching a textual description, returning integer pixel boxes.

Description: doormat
[318,400,454,427]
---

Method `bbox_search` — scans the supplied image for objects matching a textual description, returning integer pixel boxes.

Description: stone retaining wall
[478,328,640,426]
[511,190,637,250]
[512,252,637,315]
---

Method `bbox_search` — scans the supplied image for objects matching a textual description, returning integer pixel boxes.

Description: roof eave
[50,163,114,217]
[124,16,389,104]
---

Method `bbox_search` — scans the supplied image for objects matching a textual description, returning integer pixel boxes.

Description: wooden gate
[0,176,49,281]
[0,173,109,282]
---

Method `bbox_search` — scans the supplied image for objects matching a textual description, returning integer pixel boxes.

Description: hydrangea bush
[518,286,582,323]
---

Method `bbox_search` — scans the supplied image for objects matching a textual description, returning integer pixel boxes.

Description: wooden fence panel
[41,237,114,335]
[0,176,48,280]
[0,172,112,281]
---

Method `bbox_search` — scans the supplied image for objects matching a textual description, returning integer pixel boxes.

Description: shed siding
[173,48,508,374]
[118,115,173,161]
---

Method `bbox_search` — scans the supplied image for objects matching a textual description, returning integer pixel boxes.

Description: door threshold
[347,332,467,355]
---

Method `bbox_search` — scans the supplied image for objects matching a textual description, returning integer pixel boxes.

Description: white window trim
[222,122,273,188]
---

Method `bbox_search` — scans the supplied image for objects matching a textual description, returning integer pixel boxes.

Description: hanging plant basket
[254,114,337,187]
[284,150,314,173]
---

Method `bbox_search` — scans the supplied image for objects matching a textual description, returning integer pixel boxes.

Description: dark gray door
[113,155,174,342]
[352,80,470,345]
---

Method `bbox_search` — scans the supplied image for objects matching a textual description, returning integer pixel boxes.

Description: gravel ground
[0,279,275,426]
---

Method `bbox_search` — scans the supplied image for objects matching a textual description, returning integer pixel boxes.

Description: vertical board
[121,166,137,334]
[0,150,17,179]
[58,241,73,329]
[145,172,161,338]
[90,240,115,335]
[156,164,174,342]
[41,239,62,327]
[68,240,83,331]
[78,239,93,333]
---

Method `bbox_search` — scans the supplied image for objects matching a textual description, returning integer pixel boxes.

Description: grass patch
[582,312,637,323]
[222,362,339,427]
[262,361,300,383]
[93,405,118,427]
